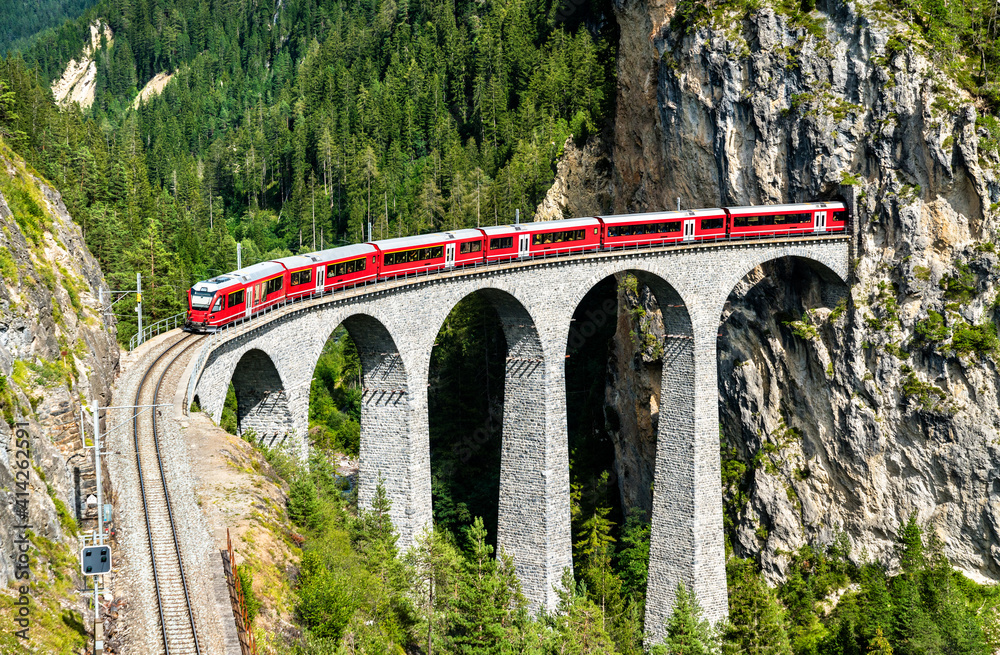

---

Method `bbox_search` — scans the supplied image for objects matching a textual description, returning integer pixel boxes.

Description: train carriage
[274,254,325,301]
[374,229,484,280]
[314,244,378,291]
[726,201,847,239]
[600,209,728,249]
[481,218,602,263]
[185,260,284,331]
[480,225,523,263]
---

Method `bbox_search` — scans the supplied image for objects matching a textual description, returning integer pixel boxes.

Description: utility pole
[677,197,681,211]
[91,402,105,655]
[237,242,242,270]
[515,208,520,225]
[136,273,142,348]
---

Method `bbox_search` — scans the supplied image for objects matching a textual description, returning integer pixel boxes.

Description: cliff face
[0,140,118,643]
[589,0,1000,580]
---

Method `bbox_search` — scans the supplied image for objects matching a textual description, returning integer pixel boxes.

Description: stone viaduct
[187,235,849,641]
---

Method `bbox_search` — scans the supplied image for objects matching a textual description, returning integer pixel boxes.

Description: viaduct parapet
[188,236,849,641]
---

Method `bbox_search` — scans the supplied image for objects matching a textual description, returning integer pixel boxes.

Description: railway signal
[80,545,112,575]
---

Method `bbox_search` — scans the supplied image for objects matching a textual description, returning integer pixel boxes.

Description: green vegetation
[0,0,614,345]
[951,321,999,356]
[915,310,950,342]
[866,281,901,332]
[940,261,977,303]
[309,327,361,456]
[0,0,99,55]
[785,318,819,341]
[901,364,949,412]
[220,382,238,434]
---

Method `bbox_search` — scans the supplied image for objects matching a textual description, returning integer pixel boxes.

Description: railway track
[131,333,205,654]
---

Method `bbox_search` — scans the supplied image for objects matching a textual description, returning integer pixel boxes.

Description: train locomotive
[185,201,846,332]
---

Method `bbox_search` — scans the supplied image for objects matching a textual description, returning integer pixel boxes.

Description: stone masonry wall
[190,237,849,638]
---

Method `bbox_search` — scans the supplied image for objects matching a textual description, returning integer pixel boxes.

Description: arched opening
[717,256,849,568]
[229,348,295,447]
[427,293,507,545]
[564,276,623,551]
[428,288,556,606]
[566,269,695,645]
[308,325,362,461]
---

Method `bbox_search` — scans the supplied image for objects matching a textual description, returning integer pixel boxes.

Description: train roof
[372,229,483,252]
[312,243,378,262]
[480,217,601,236]
[598,209,725,224]
[726,201,846,215]
[273,254,323,270]
[191,260,284,293]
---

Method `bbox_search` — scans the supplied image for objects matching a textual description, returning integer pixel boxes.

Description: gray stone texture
[190,237,848,632]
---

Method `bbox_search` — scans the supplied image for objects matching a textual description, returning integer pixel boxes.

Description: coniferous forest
[3,0,1000,650]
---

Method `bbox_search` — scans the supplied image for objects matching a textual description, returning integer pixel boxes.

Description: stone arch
[427,287,566,611]
[229,348,295,446]
[713,247,850,323]
[715,251,851,567]
[566,266,708,643]
[320,313,416,546]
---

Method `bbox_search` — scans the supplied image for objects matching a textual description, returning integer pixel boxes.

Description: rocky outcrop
[534,136,614,220]
[0,141,118,612]
[51,21,113,109]
[595,0,1000,582]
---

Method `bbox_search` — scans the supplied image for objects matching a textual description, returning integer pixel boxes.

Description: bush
[288,476,324,532]
[940,262,976,302]
[952,322,998,356]
[236,565,260,624]
[915,311,950,342]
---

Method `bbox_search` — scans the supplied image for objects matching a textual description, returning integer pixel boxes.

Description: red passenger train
[185,201,847,332]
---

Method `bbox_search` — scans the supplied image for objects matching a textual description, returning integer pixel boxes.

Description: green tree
[722,559,793,655]
[449,517,528,654]
[406,526,462,655]
[653,583,719,655]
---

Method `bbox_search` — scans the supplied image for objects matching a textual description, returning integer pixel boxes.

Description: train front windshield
[190,289,215,310]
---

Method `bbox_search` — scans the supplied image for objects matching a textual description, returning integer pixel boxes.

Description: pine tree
[406,525,461,655]
[722,559,793,655]
[448,517,528,654]
[660,583,719,655]
[867,626,892,655]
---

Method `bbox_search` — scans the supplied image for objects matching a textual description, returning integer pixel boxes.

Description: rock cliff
[0,139,118,645]
[555,0,1000,581]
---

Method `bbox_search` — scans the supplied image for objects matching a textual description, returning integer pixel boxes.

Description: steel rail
[132,333,204,654]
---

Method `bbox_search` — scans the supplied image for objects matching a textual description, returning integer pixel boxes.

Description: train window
[190,289,214,310]
[460,241,483,254]
[383,246,444,267]
[328,257,367,277]
[701,217,724,230]
[290,269,313,286]
[833,211,846,222]
[228,289,245,307]
[212,297,223,312]
[532,229,586,245]
[490,236,514,250]
[264,276,283,296]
